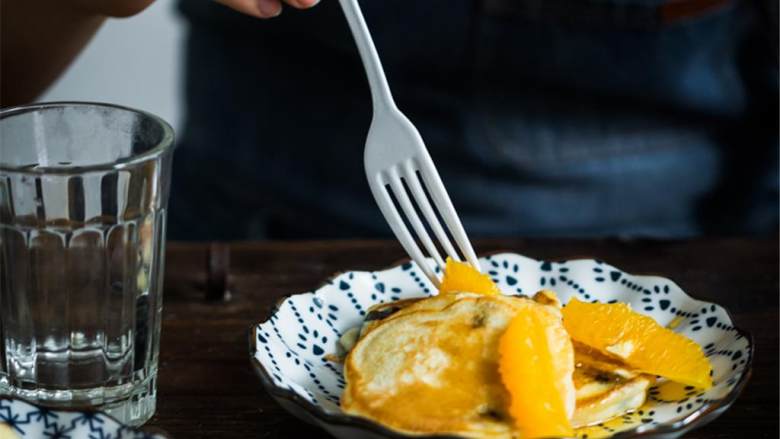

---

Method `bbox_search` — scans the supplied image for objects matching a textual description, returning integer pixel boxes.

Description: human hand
[216,0,321,19]
[68,0,319,19]
[67,0,155,17]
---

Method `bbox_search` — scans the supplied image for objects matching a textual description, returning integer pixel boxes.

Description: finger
[72,0,156,17]
[283,0,320,9]
[215,0,282,18]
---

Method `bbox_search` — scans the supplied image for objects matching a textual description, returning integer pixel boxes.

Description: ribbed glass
[0,102,174,426]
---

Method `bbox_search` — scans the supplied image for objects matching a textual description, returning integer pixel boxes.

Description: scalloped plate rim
[249,252,754,439]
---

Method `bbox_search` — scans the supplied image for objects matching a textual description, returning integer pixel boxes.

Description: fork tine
[370,175,441,286]
[386,168,446,269]
[401,160,460,264]
[416,156,481,271]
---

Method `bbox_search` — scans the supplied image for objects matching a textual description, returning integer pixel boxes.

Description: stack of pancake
[339,291,652,438]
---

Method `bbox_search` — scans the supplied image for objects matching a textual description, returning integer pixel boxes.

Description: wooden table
[149,239,778,438]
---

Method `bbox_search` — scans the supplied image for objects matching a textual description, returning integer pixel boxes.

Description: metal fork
[339,0,480,286]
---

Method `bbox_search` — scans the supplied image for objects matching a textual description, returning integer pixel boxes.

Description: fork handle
[339,0,396,113]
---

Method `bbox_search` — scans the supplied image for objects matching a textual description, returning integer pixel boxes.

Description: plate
[250,253,752,438]
[0,397,169,439]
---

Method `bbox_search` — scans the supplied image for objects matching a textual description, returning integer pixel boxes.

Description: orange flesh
[498,310,574,438]
[439,257,500,295]
[562,298,712,389]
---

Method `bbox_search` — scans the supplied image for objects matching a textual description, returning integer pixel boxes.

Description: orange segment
[439,257,500,295]
[562,298,712,389]
[499,307,575,438]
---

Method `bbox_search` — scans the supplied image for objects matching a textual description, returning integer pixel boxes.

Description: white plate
[251,253,752,438]
[0,397,169,439]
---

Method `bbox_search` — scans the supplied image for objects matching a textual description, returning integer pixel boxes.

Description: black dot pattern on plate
[537,260,561,288]
[252,254,752,434]
[576,410,659,438]
[489,258,524,294]
[402,262,433,295]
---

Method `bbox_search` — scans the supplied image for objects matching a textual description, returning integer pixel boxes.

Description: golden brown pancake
[342,293,570,438]
[340,292,650,438]
[572,342,653,428]
[0,423,20,439]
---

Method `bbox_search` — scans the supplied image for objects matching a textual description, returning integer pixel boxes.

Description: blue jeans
[170,0,778,239]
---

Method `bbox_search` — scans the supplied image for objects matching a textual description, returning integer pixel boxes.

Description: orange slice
[562,298,712,389]
[439,257,500,295]
[499,306,575,438]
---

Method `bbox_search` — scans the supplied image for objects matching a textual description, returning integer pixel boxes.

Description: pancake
[342,293,572,438]
[340,294,524,354]
[359,292,560,340]
[572,342,653,428]
[0,423,20,439]
[337,298,428,356]
[340,292,650,438]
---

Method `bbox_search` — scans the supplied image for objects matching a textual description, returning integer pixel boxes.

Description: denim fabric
[169,0,778,240]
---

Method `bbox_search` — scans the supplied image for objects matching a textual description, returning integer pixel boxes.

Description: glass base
[0,372,157,427]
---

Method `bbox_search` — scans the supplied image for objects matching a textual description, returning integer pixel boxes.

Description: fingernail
[291,0,319,8]
[256,0,282,17]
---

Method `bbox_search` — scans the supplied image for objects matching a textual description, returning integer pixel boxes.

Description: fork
[339,0,480,287]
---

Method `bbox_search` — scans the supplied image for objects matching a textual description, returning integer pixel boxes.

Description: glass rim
[0,101,175,175]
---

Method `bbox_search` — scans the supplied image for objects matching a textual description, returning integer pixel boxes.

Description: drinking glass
[0,102,174,425]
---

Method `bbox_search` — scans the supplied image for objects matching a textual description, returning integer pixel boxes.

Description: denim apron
[170,0,777,239]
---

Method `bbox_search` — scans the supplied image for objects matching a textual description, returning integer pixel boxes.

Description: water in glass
[0,103,174,425]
